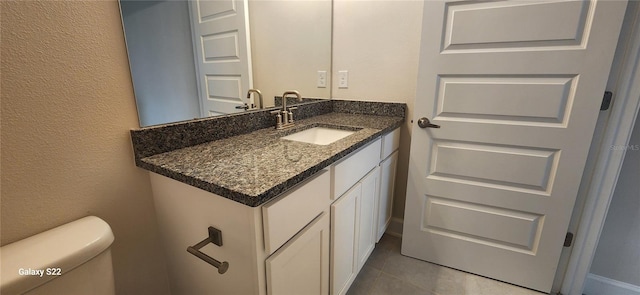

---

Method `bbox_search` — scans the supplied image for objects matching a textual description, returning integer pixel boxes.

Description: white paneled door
[189,0,253,117]
[402,0,627,292]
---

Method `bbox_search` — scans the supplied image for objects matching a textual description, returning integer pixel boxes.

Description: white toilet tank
[0,216,115,295]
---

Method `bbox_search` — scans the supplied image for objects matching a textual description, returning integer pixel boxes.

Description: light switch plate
[338,70,348,88]
[317,71,327,88]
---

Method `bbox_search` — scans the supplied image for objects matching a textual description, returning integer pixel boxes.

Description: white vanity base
[148,127,400,295]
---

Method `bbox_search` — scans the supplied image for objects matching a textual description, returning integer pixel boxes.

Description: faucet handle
[287,107,298,123]
[270,110,283,128]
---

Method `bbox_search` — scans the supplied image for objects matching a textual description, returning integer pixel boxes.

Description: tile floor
[347,234,547,295]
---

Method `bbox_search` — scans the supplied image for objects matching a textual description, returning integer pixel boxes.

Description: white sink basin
[281,127,355,145]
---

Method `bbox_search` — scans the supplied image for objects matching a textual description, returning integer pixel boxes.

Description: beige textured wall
[332,0,424,219]
[1,1,170,294]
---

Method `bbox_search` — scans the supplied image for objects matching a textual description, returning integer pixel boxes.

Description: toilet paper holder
[187,226,229,274]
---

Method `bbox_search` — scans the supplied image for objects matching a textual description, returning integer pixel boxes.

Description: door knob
[417,117,440,128]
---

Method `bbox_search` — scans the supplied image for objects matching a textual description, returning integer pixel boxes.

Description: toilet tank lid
[0,216,114,294]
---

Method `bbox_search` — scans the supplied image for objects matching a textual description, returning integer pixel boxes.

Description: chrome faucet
[247,89,263,109]
[271,90,302,129]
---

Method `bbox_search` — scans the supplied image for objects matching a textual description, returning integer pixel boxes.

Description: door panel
[424,196,544,252]
[444,1,589,50]
[430,141,559,192]
[197,0,235,21]
[403,0,627,292]
[202,32,241,61]
[435,76,576,124]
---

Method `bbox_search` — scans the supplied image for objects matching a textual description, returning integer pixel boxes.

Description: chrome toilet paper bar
[187,227,229,274]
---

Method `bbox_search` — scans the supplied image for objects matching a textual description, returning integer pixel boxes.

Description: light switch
[338,70,348,88]
[317,71,327,88]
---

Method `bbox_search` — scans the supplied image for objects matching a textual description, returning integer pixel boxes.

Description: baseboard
[584,273,640,295]
[385,217,403,238]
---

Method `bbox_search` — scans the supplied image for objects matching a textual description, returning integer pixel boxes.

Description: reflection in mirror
[119,0,332,127]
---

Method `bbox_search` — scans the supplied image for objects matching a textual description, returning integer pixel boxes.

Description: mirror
[119,0,332,127]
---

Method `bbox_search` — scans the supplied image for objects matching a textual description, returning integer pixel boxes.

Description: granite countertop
[138,112,403,207]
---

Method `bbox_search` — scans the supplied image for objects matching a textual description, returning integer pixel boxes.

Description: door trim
[560,4,640,294]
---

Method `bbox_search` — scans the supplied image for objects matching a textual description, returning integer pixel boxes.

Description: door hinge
[564,232,574,247]
[601,91,613,110]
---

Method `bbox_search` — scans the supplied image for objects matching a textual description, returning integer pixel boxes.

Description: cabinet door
[377,151,398,241]
[330,184,361,295]
[357,167,379,271]
[266,212,330,295]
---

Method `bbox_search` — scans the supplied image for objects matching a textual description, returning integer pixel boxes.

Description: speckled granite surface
[131,100,404,160]
[333,100,406,117]
[137,112,403,207]
[131,99,332,160]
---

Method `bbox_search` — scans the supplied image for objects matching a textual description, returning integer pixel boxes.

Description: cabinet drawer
[332,138,382,199]
[263,169,330,255]
[381,128,400,160]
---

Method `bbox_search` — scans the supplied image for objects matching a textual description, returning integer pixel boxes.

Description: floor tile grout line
[364,243,391,294]
[365,267,383,294]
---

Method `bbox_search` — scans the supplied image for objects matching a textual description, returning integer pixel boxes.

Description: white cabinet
[376,128,400,242]
[328,129,400,295]
[332,138,381,199]
[149,169,330,295]
[149,128,399,295]
[330,185,360,295]
[331,167,380,295]
[377,150,398,241]
[263,170,331,255]
[357,166,379,270]
[266,212,330,295]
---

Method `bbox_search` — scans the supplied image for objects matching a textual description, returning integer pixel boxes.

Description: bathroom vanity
[131,100,403,295]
